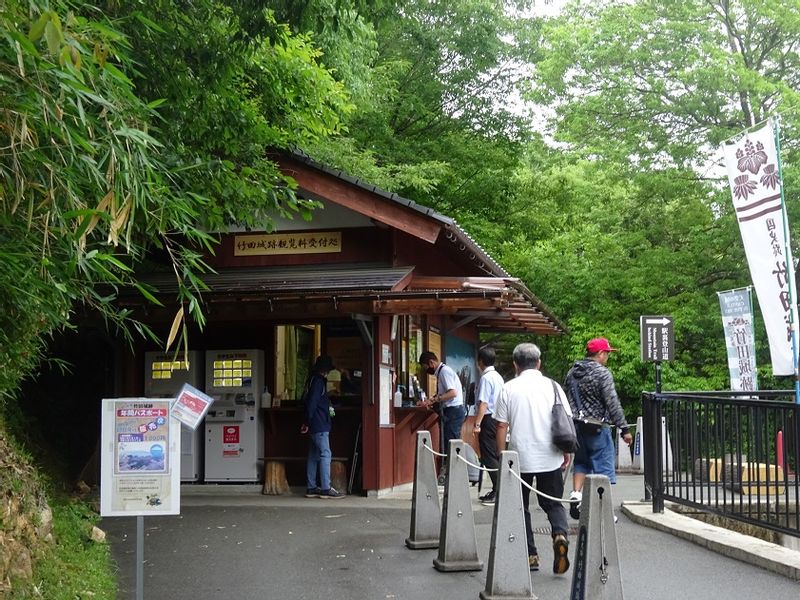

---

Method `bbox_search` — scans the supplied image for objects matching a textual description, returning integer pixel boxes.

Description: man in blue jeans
[417,351,465,482]
[563,337,632,519]
[301,355,345,498]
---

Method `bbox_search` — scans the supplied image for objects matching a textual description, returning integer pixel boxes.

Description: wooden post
[331,460,348,492]
[262,460,290,495]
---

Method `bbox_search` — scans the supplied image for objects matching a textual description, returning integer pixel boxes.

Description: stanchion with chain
[480,450,535,600]
[433,439,483,572]
[570,474,624,599]
[406,431,442,549]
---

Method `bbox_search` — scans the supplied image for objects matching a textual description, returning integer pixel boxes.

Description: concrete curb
[621,501,800,581]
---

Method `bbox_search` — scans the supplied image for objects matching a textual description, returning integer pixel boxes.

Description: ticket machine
[204,349,264,482]
[144,351,204,482]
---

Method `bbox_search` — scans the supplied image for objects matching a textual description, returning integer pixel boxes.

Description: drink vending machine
[204,349,265,482]
[144,350,204,482]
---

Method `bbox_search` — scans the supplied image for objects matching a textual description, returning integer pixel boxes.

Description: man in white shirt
[418,351,465,479]
[495,343,571,575]
[473,346,504,505]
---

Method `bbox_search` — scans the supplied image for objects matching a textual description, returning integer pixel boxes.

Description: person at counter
[474,346,504,506]
[417,351,465,482]
[300,355,345,499]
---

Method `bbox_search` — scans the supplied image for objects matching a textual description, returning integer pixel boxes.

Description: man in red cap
[563,337,632,520]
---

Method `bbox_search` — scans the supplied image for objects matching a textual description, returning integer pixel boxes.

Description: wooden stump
[331,460,348,493]
[262,460,290,495]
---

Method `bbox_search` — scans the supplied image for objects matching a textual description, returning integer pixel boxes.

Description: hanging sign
[171,383,214,431]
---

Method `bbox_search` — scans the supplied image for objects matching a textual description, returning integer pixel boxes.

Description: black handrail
[642,391,799,539]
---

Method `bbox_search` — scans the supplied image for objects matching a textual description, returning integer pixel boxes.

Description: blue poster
[445,335,478,415]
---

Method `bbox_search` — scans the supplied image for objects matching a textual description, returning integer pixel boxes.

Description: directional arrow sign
[644,316,671,327]
[640,315,674,362]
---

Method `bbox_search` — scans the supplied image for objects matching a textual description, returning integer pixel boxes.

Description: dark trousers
[521,469,568,556]
[478,414,500,489]
[438,405,466,474]
[441,404,466,451]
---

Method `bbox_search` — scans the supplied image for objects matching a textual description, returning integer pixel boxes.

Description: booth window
[395,315,424,400]
[274,324,321,402]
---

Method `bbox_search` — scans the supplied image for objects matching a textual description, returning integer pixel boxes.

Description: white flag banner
[718,289,757,391]
[721,121,797,375]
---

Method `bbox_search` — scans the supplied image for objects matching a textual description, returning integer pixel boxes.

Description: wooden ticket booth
[115,151,565,494]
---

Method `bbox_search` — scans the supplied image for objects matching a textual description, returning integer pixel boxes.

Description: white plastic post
[570,475,625,599]
[433,439,483,572]
[405,431,441,549]
[480,450,535,600]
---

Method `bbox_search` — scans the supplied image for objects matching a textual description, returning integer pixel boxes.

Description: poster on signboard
[100,398,180,517]
[171,383,214,430]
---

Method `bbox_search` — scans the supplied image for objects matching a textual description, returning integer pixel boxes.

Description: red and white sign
[171,384,214,430]
[223,426,240,457]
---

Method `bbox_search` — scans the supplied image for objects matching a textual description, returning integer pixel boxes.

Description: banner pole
[773,118,800,404]
[747,286,759,391]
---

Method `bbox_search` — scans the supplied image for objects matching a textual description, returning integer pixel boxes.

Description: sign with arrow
[640,315,674,362]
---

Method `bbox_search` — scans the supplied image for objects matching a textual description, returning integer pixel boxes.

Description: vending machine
[144,351,204,482]
[204,349,265,482]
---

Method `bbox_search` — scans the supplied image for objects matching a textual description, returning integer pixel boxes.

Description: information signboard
[640,315,675,362]
[100,398,180,516]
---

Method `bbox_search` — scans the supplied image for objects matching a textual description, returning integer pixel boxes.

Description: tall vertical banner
[721,121,798,375]
[717,288,757,391]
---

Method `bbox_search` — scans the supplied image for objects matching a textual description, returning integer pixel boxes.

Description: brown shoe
[528,554,540,571]
[552,534,570,574]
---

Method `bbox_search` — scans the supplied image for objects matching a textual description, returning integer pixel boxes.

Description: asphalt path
[103,476,799,599]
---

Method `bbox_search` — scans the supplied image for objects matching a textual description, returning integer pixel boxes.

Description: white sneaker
[569,490,581,520]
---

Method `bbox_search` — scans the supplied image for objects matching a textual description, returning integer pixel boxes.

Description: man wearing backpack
[563,337,632,519]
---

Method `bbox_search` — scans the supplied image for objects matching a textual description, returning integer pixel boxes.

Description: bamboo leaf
[94,253,132,272]
[28,12,49,43]
[134,283,163,306]
[76,190,113,244]
[165,307,184,352]
[103,62,133,86]
[133,12,166,33]
[44,20,62,57]
[108,194,132,246]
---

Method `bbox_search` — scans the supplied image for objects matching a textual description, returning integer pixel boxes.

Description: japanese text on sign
[640,315,675,362]
[234,231,342,256]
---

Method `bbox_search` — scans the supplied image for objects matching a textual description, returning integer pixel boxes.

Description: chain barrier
[421,441,447,458]
[509,467,573,504]
[455,452,498,473]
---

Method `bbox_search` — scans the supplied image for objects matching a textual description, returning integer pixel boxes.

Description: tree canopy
[0,0,350,400]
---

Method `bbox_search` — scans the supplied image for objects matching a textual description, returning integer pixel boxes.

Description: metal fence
[642,390,800,538]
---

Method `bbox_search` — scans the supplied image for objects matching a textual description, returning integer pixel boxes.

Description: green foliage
[23,496,116,600]
[527,0,800,167]
[0,0,352,400]
[1,405,115,599]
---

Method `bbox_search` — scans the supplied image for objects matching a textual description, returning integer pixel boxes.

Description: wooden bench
[262,456,348,495]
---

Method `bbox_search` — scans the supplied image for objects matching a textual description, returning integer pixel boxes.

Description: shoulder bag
[550,380,578,453]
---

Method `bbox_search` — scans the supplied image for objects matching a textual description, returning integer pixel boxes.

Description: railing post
[642,392,664,513]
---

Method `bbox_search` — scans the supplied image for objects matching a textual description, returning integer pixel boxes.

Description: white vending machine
[204,349,264,482]
[144,351,204,482]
